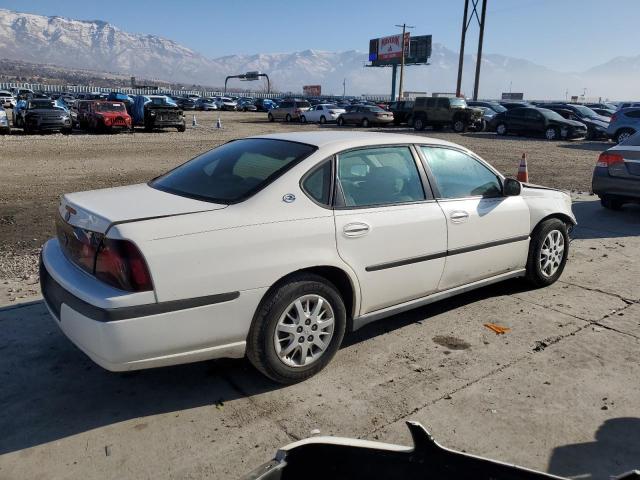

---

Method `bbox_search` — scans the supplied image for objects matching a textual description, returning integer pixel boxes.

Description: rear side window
[302,161,332,206]
[421,147,501,199]
[337,147,425,207]
[151,139,316,203]
[426,98,437,108]
[624,110,640,118]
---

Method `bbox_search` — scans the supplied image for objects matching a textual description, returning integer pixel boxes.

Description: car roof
[250,131,459,150]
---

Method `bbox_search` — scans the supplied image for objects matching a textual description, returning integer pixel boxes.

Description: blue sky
[1,0,638,71]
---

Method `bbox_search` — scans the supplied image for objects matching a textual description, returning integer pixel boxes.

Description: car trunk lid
[59,183,226,234]
[606,146,640,178]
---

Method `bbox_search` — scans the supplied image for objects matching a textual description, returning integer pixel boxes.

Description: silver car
[592,131,640,209]
[607,108,640,144]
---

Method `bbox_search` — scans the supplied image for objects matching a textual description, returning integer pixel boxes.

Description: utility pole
[395,23,414,100]
[456,0,488,99]
[343,78,346,98]
[455,0,469,97]
[472,0,487,100]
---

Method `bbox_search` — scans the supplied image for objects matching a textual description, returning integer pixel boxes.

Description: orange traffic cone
[517,153,529,183]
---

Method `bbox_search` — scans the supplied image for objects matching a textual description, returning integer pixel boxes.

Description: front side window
[151,139,317,203]
[421,147,502,199]
[337,147,425,207]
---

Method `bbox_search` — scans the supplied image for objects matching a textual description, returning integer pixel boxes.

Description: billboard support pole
[455,0,469,97]
[390,64,398,101]
[472,0,487,101]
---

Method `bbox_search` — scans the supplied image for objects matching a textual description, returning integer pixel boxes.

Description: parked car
[215,96,237,111]
[540,104,609,140]
[492,107,587,140]
[388,100,415,125]
[336,105,394,127]
[79,100,132,132]
[588,107,616,118]
[174,96,196,110]
[467,100,507,114]
[268,98,311,122]
[0,109,10,134]
[131,95,186,132]
[585,102,618,112]
[617,102,640,110]
[254,98,276,112]
[300,104,346,124]
[476,106,497,131]
[592,131,640,210]
[499,101,532,110]
[607,108,640,144]
[412,96,483,132]
[13,98,72,134]
[0,90,16,108]
[11,87,34,99]
[194,98,218,111]
[40,131,575,382]
[236,99,257,112]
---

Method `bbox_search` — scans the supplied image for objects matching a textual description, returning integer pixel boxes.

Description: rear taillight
[596,152,624,168]
[611,113,617,123]
[95,239,153,292]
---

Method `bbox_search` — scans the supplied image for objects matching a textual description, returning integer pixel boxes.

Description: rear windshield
[150,139,317,203]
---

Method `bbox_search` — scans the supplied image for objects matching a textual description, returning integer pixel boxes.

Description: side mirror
[503,177,522,196]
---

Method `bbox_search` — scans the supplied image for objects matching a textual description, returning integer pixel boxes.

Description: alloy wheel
[273,294,335,368]
[545,127,557,140]
[539,230,565,278]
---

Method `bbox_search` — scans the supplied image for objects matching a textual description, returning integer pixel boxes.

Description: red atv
[81,100,132,133]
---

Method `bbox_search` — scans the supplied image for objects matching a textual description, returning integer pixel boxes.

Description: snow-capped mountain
[0,8,635,99]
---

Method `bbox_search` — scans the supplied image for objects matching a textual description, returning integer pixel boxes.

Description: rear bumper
[40,239,263,371]
[592,168,640,199]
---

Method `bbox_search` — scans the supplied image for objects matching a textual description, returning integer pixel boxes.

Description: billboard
[369,35,432,67]
[303,85,321,96]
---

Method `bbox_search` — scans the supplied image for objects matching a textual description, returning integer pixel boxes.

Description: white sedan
[40,132,575,383]
[301,104,346,124]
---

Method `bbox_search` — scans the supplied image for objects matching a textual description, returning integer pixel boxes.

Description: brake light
[95,239,153,292]
[610,113,617,123]
[596,152,624,167]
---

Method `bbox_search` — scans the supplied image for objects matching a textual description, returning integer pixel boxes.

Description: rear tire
[319,116,326,124]
[600,196,624,210]
[525,218,569,288]
[337,116,344,126]
[496,123,507,135]
[545,127,559,141]
[285,114,292,122]
[413,117,425,131]
[268,113,274,122]
[246,273,347,384]
[300,115,307,124]
[361,118,369,128]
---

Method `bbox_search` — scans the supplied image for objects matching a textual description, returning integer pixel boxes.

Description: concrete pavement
[0,196,638,479]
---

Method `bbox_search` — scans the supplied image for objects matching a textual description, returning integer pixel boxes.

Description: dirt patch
[432,335,471,350]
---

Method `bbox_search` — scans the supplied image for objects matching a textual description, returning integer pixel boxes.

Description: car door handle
[449,210,469,223]
[343,222,371,237]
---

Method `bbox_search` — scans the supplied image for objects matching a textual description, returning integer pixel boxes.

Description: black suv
[412,97,483,132]
[491,107,587,140]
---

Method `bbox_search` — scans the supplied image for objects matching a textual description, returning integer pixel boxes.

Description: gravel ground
[0,108,610,299]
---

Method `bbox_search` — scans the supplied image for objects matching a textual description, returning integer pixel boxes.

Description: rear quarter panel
[110,159,361,307]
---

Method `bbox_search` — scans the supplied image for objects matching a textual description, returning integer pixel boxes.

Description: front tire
[246,273,347,384]
[268,113,274,122]
[525,218,569,288]
[413,117,425,131]
[285,114,292,122]
[319,115,326,124]
[361,118,369,128]
[300,115,307,124]
[453,118,466,133]
[337,116,345,126]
